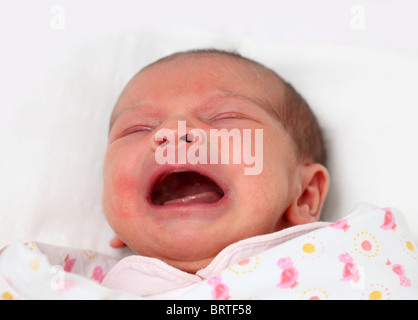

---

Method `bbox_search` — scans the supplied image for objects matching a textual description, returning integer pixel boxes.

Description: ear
[285,163,330,226]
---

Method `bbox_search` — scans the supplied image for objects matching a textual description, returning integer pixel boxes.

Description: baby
[2,49,417,300]
[103,49,330,273]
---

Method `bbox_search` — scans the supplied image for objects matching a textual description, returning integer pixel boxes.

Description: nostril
[180,133,194,143]
[151,136,169,152]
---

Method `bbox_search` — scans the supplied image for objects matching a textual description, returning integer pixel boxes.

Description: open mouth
[151,171,225,206]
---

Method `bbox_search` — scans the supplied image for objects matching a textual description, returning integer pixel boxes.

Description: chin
[125,229,228,273]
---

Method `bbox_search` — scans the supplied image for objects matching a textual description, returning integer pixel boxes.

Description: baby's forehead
[136,52,285,96]
[111,53,285,127]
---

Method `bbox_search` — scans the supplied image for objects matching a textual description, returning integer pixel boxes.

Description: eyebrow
[220,90,269,112]
[108,90,272,134]
[109,105,132,133]
[109,99,150,134]
[218,90,279,121]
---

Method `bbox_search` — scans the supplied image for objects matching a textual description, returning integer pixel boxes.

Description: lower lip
[146,192,231,218]
[161,191,223,206]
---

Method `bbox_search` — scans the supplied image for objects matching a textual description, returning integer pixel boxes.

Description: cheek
[102,144,143,219]
[241,152,291,213]
[109,169,137,196]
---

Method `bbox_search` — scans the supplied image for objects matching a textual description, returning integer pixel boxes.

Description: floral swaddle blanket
[182,203,418,300]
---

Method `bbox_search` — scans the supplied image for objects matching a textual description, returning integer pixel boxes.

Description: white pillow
[1,29,417,256]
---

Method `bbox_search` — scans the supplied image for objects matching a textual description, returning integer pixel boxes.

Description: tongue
[151,171,224,206]
[163,191,223,205]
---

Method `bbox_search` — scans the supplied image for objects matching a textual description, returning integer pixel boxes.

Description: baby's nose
[150,120,202,152]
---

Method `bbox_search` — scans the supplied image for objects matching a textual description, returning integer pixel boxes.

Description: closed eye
[210,112,263,126]
[211,112,251,121]
[120,125,153,137]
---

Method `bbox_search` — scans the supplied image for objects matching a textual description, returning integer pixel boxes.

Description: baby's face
[103,55,304,272]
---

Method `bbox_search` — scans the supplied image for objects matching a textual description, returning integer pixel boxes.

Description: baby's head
[103,49,329,272]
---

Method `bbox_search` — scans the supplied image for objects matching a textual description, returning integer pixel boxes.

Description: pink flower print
[329,219,350,232]
[276,257,298,289]
[338,253,360,283]
[392,264,411,287]
[381,208,396,231]
[208,276,229,300]
[90,266,106,283]
[64,254,76,272]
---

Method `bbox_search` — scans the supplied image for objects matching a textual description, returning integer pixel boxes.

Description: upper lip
[146,164,229,205]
